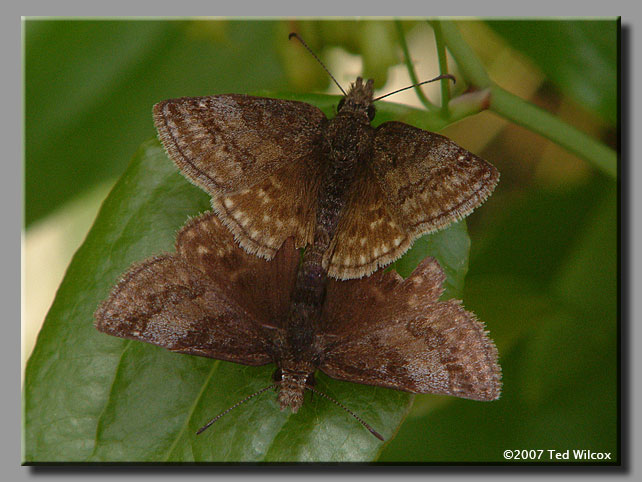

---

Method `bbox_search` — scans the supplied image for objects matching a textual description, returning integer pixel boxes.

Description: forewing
[153,94,326,195]
[372,121,499,240]
[94,255,272,366]
[175,212,300,328]
[321,257,501,401]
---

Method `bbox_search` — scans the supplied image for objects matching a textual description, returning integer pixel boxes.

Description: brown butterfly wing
[210,155,323,260]
[94,255,272,365]
[326,163,410,279]
[372,121,500,240]
[153,94,326,195]
[175,212,300,328]
[94,212,301,364]
[320,257,501,401]
[324,122,498,280]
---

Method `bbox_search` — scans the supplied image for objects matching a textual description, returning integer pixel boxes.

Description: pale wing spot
[275,219,284,228]
[360,237,367,246]
[257,189,266,198]
[233,211,250,228]
[250,229,259,238]
[197,245,209,255]
[380,243,389,254]
[270,177,283,189]
[261,196,272,205]
[359,255,366,264]
[223,198,234,209]
[393,237,403,247]
[262,214,271,223]
[343,256,352,266]
[458,155,466,161]
[373,247,380,257]
[181,230,196,241]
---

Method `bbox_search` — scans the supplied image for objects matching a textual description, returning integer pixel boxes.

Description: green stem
[434,19,616,179]
[431,21,452,117]
[435,20,490,88]
[394,20,436,111]
[490,86,617,178]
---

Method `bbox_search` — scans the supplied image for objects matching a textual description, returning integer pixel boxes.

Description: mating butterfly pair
[95,66,501,440]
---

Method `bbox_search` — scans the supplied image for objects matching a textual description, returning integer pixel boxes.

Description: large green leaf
[24,100,473,461]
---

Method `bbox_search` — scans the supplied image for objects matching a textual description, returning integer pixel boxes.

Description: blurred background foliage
[24,18,618,462]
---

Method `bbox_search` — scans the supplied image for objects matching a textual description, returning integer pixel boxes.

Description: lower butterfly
[94,211,502,440]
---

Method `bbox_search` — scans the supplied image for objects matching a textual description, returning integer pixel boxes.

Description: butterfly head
[337,77,375,122]
[274,366,315,413]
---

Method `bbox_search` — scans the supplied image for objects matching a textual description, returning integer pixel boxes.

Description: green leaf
[24,128,472,461]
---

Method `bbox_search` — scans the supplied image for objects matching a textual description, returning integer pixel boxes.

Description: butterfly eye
[306,373,316,387]
[367,104,376,121]
[272,369,283,382]
[337,97,345,112]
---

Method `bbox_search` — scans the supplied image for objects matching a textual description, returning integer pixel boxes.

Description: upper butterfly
[153,76,499,280]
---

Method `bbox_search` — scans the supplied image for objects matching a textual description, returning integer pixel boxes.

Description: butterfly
[94,211,502,439]
[153,73,499,280]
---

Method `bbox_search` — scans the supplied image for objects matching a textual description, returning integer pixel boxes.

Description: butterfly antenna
[289,32,347,96]
[373,73,456,102]
[196,383,277,435]
[306,386,384,441]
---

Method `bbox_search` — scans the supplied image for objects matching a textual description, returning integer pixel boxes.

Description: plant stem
[435,20,490,88]
[394,20,436,111]
[431,21,452,117]
[434,19,616,179]
[490,86,617,178]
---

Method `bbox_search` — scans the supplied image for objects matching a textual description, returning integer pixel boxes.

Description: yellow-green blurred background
[23,19,617,462]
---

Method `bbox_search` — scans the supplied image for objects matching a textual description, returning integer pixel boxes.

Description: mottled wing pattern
[94,255,272,365]
[153,94,326,195]
[324,122,499,280]
[322,256,444,333]
[94,212,302,363]
[321,257,501,401]
[326,163,410,279]
[372,121,500,241]
[175,212,300,328]
[210,155,324,260]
